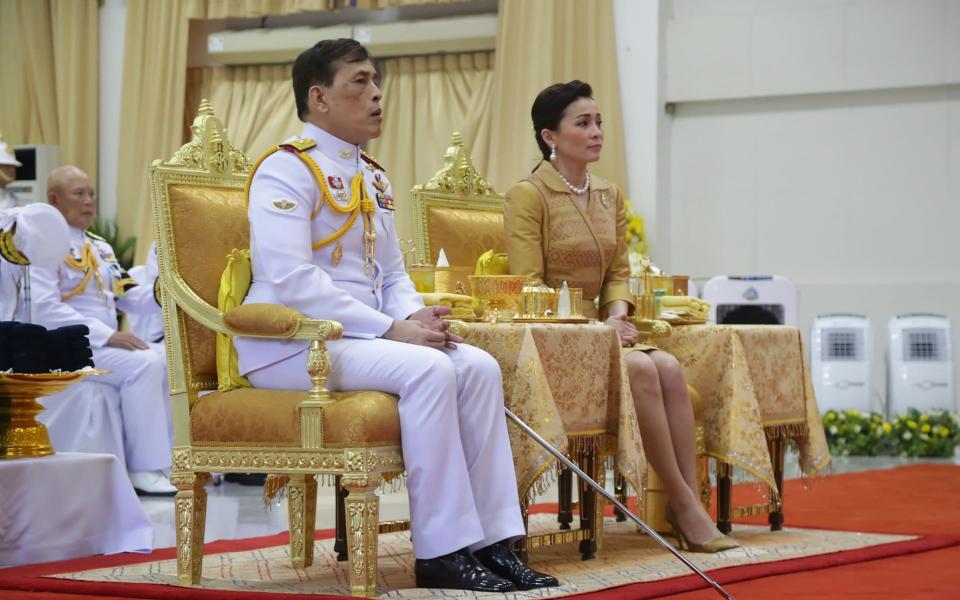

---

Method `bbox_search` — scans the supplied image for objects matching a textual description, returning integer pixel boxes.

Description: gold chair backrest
[150,100,252,394]
[411,132,506,272]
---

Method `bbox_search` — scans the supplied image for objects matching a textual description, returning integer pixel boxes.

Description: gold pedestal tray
[0,371,104,459]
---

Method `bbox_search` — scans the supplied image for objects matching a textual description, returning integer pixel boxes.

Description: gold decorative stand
[0,372,100,459]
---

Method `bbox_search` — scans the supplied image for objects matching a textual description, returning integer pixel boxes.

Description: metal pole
[23,265,32,324]
[505,407,735,600]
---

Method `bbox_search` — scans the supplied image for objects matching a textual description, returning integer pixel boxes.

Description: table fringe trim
[262,471,406,509]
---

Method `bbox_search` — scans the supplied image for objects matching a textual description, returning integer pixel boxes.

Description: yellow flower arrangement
[624,198,647,256]
[823,408,960,457]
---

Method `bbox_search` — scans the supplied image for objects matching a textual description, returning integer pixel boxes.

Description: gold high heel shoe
[665,507,740,553]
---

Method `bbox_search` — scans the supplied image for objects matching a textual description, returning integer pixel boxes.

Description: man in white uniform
[237,39,557,592]
[0,203,70,320]
[29,166,175,496]
[0,138,25,210]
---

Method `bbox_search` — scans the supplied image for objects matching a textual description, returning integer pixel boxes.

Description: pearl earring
[549,145,557,161]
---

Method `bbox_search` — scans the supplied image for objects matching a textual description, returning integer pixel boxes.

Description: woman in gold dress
[504,81,737,552]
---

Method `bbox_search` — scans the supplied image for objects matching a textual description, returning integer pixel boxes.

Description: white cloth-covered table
[38,382,126,469]
[0,452,153,566]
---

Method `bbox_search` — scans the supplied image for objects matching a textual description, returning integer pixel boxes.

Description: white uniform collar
[69,226,87,244]
[302,123,361,171]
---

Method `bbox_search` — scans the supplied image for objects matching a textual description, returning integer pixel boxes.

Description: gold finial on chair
[197,99,214,117]
[419,132,495,197]
[165,100,251,174]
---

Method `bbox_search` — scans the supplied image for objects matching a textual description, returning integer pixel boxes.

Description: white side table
[0,452,153,566]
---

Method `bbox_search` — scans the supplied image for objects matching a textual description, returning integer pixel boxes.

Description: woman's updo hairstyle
[531,80,594,160]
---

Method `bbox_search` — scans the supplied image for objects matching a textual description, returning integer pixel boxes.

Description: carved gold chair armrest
[224,304,344,342]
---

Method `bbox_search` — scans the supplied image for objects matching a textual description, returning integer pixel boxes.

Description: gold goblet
[0,371,103,459]
[468,275,525,323]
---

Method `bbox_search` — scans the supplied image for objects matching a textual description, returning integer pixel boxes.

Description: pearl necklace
[555,167,590,195]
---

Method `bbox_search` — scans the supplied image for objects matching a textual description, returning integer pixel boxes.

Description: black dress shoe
[474,539,560,590]
[414,548,515,592]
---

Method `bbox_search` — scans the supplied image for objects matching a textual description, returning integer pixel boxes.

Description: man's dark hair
[292,38,371,121]
[530,80,594,160]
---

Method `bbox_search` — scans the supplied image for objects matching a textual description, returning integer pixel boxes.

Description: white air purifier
[811,314,872,414]
[701,275,797,326]
[886,314,954,416]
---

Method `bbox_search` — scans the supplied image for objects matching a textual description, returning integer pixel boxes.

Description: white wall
[661,0,960,411]
[98,0,127,222]
[613,0,672,262]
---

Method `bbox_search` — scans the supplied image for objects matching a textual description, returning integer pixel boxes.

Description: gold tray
[661,316,707,326]
[442,315,483,322]
[511,317,592,324]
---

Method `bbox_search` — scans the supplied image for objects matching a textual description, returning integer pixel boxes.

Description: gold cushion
[168,184,249,382]
[224,304,305,338]
[427,206,505,267]
[217,249,253,391]
[191,388,400,448]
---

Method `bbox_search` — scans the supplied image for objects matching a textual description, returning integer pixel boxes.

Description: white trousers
[247,339,526,559]
[88,343,173,471]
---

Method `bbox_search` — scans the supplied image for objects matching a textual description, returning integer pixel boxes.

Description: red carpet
[1,464,958,599]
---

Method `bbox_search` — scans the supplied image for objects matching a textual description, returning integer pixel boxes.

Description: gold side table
[0,371,104,459]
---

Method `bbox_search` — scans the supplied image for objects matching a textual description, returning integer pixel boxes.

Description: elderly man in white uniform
[237,39,557,593]
[29,166,175,496]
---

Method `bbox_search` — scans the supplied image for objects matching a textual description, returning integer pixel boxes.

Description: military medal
[327,176,344,190]
[332,241,343,267]
[376,192,394,210]
[372,172,388,193]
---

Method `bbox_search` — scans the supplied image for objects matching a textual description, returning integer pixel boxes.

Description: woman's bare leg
[649,351,699,495]
[626,351,722,544]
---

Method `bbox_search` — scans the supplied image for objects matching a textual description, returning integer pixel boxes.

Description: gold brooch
[273,199,296,210]
[600,192,609,208]
[332,241,343,267]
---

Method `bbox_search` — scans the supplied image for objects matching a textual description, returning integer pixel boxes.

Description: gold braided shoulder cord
[0,226,29,265]
[245,146,376,273]
[61,243,105,302]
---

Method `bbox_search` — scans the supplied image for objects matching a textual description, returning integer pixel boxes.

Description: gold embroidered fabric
[168,184,249,380]
[463,323,646,504]
[504,162,633,314]
[425,206,505,266]
[655,325,831,490]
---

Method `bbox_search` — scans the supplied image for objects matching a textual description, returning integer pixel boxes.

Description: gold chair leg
[343,475,382,598]
[173,471,211,584]
[288,474,318,569]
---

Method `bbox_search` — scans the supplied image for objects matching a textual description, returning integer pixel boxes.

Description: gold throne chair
[151,101,403,598]
[411,132,506,293]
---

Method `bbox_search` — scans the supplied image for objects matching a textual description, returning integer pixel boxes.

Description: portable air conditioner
[811,314,872,414]
[701,275,797,326]
[7,145,60,205]
[886,314,954,415]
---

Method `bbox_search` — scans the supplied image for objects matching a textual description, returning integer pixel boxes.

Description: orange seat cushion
[191,388,400,448]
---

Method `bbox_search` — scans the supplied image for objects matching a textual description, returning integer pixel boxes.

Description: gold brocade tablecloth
[463,323,647,502]
[655,325,832,492]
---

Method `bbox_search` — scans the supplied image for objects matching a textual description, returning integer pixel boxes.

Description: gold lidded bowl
[520,281,556,318]
[468,275,526,322]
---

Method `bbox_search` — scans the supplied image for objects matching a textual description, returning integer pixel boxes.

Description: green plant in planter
[88,216,137,270]
[823,409,888,456]
[889,408,960,458]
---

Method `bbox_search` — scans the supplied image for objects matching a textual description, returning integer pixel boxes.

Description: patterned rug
[45,514,918,599]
